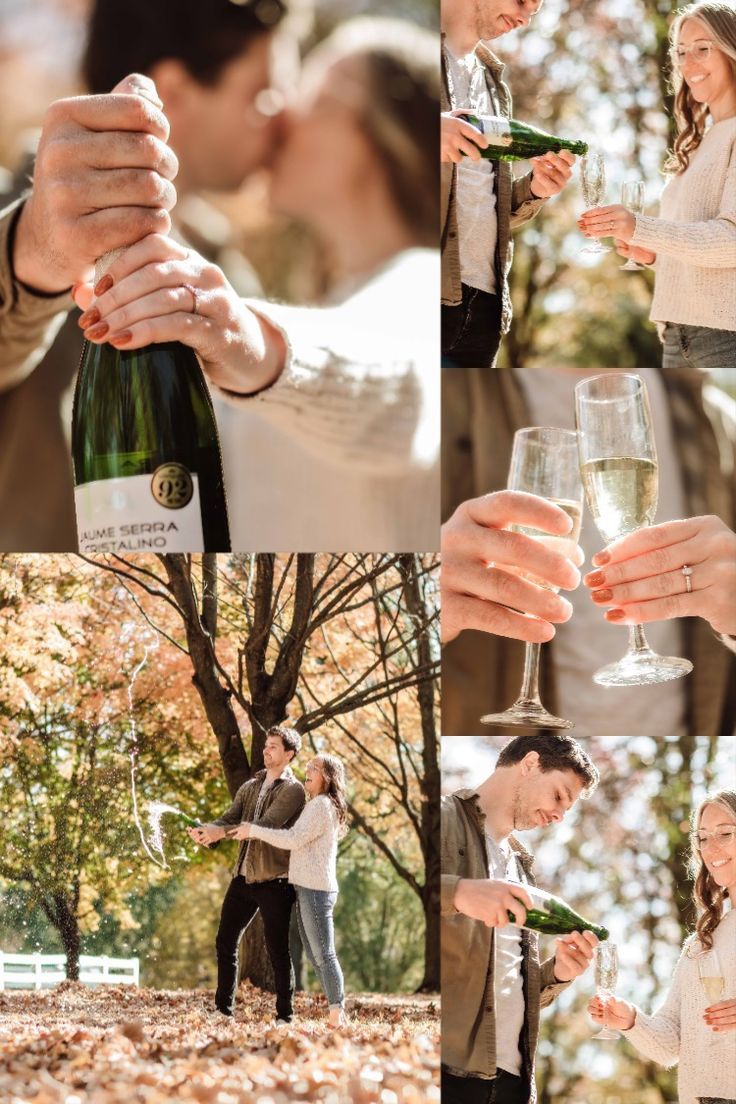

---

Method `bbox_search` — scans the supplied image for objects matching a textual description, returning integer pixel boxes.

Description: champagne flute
[593,942,620,1040]
[580,151,611,255]
[698,946,725,1048]
[620,181,646,271]
[575,374,693,686]
[480,427,583,730]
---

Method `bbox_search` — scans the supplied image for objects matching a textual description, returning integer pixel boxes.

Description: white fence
[0,952,139,990]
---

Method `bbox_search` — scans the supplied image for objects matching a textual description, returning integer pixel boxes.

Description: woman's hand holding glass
[614,240,656,266]
[72,233,287,395]
[584,515,736,638]
[578,203,637,243]
[588,994,636,1032]
[704,998,736,1033]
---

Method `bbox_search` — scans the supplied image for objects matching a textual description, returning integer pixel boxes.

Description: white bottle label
[474,115,513,147]
[75,466,205,552]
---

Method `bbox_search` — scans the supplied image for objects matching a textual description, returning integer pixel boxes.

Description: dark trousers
[442,285,502,369]
[442,1068,530,1104]
[215,875,296,1020]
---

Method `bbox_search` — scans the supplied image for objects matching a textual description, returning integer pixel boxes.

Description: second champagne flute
[620,181,646,271]
[697,946,726,1049]
[480,427,583,730]
[575,373,693,686]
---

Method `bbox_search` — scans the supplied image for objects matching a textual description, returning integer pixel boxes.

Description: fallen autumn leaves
[0,983,439,1104]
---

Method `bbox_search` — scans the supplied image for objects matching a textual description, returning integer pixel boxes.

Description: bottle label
[473,115,513,147]
[75,468,205,552]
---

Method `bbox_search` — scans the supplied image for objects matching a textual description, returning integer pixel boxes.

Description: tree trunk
[241,914,275,991]
[399,556,440,992]
[55,894,81,981]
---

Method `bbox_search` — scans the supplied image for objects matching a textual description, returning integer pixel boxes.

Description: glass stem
[629,624,651,654]
[517,642,543,705]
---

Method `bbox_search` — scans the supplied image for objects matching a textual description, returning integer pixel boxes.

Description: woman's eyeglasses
[670,40,716,68]
[693,827,736,852]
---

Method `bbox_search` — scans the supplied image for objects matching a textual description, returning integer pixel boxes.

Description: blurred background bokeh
[442,733,735,1104]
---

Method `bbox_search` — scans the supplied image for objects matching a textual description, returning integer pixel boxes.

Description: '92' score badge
[151,463,195,510]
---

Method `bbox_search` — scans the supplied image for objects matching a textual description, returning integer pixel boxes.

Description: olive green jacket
[212,768,306,883]
[442,788,570,1096]
[442,366,736,738]
[441,37,546,336]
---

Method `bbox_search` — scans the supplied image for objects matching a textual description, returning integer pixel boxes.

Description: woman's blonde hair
[688,789,736,950]
[665,2,736,173]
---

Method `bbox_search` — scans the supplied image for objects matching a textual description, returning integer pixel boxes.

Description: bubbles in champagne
[581,457,658,542]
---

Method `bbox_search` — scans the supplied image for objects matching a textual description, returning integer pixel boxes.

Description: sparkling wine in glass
[698,947,725,1048]
[620,181,646,271]
[580,152,611,255]
[593,941,620,1040]
[575,373,693,686]
[480,427,583,730]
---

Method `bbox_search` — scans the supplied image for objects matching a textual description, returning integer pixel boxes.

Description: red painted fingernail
[78,308,101,329]
[94,274,114,296]
[109,330,132,345]
[592,588,613,603]
[593,550,611,566]
[606,608,625,622]
[85,321,109,340]
[585,571,606,588]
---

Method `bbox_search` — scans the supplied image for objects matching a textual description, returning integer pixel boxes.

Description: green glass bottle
[72,277,231,553]
[459,113,588,163]
[508,888,609,940]
[177,812,203,828]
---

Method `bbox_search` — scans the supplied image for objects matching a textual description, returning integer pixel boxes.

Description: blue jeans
[296,887,344,1008]
[662,322,736,371]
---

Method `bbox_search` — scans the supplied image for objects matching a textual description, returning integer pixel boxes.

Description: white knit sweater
[247,794,340,893]
[621,909,736,1104]
[630,117,736,333]
[214,247,440,552]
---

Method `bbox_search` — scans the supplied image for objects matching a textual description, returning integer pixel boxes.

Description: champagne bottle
[507,887,609,940]
[459,113,588,162]
[72,257,231,553]
[177,813,203,829]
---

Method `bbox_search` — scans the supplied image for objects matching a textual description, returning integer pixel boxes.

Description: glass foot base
[593,650,693,687]
[592,1027,620,1040]
[580,243,612,254]
[480,701,574,729]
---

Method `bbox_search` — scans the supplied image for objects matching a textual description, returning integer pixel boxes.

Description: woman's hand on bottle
[453,878,533,928]
[72,234,287,395]
[704,998,736,1033]
[551,930,597,982]
[441,491,583,644]
[588,995,636,1031]
[614,239,656,265]
[529,150,575,198]
[584,515,736,637]
[578,204,636,241]
[441,111,488,162]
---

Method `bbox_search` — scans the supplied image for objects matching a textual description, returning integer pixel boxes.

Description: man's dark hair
[266,725,301,758]
[496,733,599,797]
[83,0,287,94]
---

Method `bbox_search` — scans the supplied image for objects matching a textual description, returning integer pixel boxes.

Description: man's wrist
[12,198,72,295]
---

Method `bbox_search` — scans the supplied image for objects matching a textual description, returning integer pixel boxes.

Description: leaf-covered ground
[0,983,439,1103]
